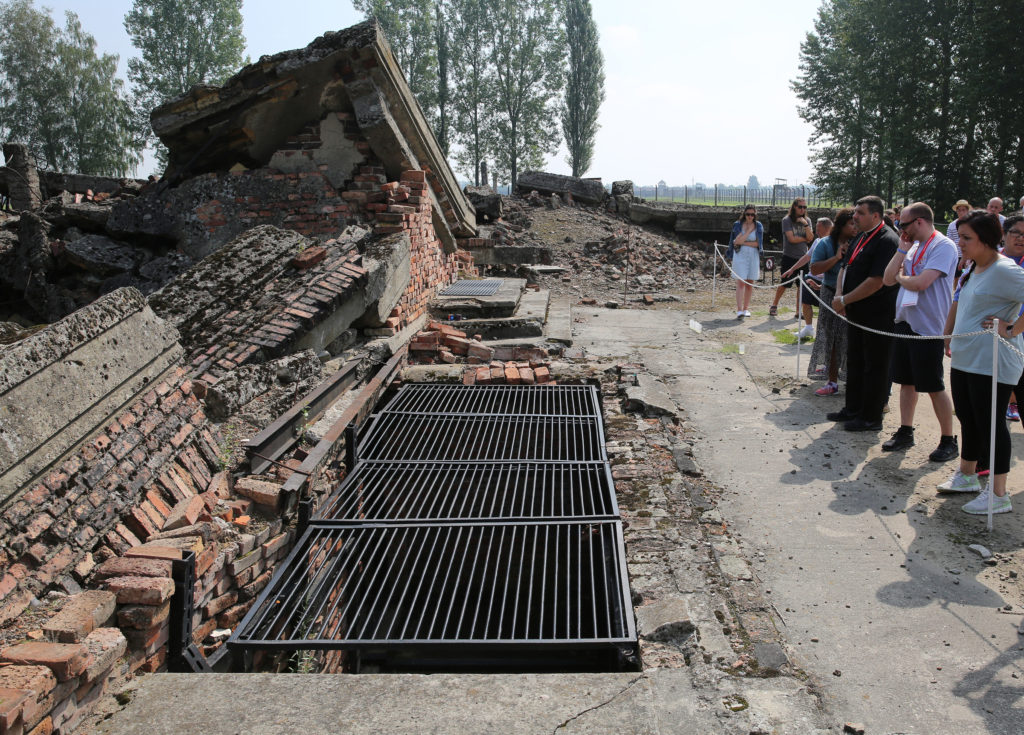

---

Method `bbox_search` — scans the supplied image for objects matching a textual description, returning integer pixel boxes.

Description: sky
[31,0,824,186]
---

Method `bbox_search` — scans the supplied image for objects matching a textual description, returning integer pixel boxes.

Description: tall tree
[449,0,494,184]
[124,0,247,165]
[489,0,565,187]
[433,1,452,156]
[560,0,603,177]
[0,0,142,175]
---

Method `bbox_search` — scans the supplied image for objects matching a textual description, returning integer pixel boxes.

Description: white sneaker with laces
[743,310,752,317]
[962,488,1012,514]
[798,324,815,339]
[937,469,983,493]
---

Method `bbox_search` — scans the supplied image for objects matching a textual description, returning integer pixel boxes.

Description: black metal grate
[358,414,606,462]
[380,383,602,418]
[229,384,638,672]
[230,521,634,649]
[316,461,618,522]
[439,279,503,297]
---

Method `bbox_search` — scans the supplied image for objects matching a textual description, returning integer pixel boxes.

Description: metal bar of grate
[358,414,607,462]
[316,461,619,522]
[380,383,601,418]
[229,521,635,649]
[439,279,503,297]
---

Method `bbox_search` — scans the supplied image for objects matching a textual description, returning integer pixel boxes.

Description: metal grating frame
[229,384,638,671]
[358,414,607,462]
[316,461,618,522]
[439,279,503,297]
[230,521,635,650]
[379,383,602,418]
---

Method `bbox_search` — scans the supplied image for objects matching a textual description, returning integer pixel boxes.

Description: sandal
[768,305,778,317]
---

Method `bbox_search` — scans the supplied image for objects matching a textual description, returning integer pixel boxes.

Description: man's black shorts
[780,254,801,289]
[890,321,945,393]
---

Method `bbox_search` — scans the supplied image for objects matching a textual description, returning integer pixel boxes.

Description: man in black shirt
[827,195,900,431]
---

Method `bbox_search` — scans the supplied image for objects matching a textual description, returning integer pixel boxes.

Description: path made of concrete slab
[572,306,1024,735]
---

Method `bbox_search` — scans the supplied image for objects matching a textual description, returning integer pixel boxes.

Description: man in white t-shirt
[881,202,960,461]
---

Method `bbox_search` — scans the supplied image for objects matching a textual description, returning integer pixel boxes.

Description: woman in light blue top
[939,211,1024,514]
[726,205,763,319]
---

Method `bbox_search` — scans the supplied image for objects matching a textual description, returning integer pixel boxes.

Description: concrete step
[546,296,573,345]
[93,670,830,735]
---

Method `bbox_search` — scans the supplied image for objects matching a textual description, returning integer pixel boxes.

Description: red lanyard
[908,232,937,276]
[848,223,884,265]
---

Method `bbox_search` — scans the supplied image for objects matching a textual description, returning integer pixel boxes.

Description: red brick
[42,591,116,643]
[489,367,504,383]
[104,576,175,605]
[28,714,53,735]
[81,628,126,683]
[123,545,182,562]
[0,666,55,730]
[535,366,551,383]
[504,366,521,384]
[235,477,282,508]
[0,643,90,681]
[469,343,494,361]
[519,367,536,385]
[0,687,31,730]
[204,591,238,618]
[93,557,172,581]
[124,507,158,541]
[462,369,477,385]
[117,602,170,630]
[163,495,205,531]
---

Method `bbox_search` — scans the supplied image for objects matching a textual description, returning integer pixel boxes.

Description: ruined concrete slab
[514,289,549,322]
[64,235,143,276]
[0,288,183,501]
[93,670,830,735]
[432,278,524,319]
[149,21,474,250]
[624,374,678,417]
[464,185,503,222]
[516,171,607,206]
[546,296,573,346]
[358,231,410,327]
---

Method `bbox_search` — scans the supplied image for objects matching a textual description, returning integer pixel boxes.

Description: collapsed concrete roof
[150,20,474,251]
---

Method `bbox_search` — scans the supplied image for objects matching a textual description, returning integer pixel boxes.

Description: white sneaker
[937,469,983,493]
[962,488,1012,515]
[743,310,752,317]
[737,310,745,319]
[798,324,815,340]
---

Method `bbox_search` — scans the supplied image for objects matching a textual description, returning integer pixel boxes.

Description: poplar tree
[124,0,247,165]
[0,0,142,176]
[449,0,495,184]
[488,0,564,187]
[560,0,604,177]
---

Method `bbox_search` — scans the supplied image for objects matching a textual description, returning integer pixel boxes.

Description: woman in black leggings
[940,211,1024,514]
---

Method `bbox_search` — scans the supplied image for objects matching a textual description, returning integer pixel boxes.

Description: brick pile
[405,320,555,386]
[0,367,225,628]
[0,591,126,735]
[358,169,458,336]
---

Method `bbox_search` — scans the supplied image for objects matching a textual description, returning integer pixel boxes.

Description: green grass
[772,329,814,345]
[722,344,740,353]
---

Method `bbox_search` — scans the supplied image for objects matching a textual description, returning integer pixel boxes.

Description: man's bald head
[988,197,1004,215]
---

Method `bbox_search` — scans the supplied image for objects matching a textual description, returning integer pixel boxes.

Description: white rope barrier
[709,245,1019,531]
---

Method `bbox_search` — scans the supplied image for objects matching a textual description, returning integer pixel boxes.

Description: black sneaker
[843,418,883,432]
[827,408,859,422]
[929,437,959,462]
[882,430,914,451]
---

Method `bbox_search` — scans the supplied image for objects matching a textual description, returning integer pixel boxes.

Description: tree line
[353,0,605,187]
[794,0,1024,216]
[0,0,607,189]
[1,0,245,177]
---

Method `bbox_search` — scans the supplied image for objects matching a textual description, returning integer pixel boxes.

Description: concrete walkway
[574,306,1024,735]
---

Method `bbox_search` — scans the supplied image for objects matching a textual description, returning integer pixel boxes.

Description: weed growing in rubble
[291,649,318,674]
[295,407,312,443]
[217,423,241,471]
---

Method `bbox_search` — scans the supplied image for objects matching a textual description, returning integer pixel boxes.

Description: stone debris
[968,544,993,559]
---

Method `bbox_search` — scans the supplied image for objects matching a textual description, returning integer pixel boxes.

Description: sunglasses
[745,212,755,217]
[899,217,918,229]
[795,205,807,210]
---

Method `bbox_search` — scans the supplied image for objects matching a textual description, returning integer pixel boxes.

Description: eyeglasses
[899,217,918,229]
[1007,229,1024,238]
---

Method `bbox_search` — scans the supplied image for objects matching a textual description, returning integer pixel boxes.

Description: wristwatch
[839,295,845,306]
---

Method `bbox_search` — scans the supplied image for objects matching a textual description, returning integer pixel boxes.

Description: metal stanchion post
[796,275,803,379]
[712,242,718,309]
[988,322,999,531]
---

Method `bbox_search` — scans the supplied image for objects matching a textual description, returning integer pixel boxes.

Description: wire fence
[632,184,835,208]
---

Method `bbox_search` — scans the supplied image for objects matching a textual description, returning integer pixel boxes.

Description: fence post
[744,186,747,206]
[685,186,688,204]
[712,242,718,308]
[714,184,718,206]
[988,323,999,531]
